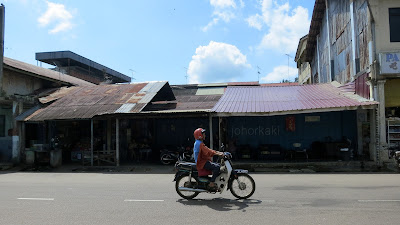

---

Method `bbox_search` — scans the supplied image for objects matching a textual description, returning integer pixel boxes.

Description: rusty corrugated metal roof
[144,84,223,113]
[4,57,94,86]
[212,83,377,114]
[24,82,174,121]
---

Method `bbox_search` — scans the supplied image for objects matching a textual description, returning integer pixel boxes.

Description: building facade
[299,0,400,164]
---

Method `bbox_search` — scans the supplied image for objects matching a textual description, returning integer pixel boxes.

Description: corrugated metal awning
[22,81,175,121]
[212,83,378,115]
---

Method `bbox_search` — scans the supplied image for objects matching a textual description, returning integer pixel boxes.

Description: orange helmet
[194,128,206,140]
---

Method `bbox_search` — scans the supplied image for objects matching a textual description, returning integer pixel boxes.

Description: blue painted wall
[227,111,357,150]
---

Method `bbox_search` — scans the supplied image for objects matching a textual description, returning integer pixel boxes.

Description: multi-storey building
[296,0,400,165]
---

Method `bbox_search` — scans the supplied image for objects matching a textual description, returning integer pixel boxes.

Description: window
[0,115,4,137]
[389,8,400,42]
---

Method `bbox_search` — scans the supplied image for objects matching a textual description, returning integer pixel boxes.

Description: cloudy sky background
[2,0,313,84]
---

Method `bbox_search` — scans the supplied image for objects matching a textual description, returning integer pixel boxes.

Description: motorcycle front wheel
[229,174,255,199]
[160,153,173,165]
[175,175,199,199]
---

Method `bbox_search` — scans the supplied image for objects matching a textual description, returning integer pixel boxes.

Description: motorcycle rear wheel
[229,174,255,199]
[160,153,173,165]
[175,175,199,199]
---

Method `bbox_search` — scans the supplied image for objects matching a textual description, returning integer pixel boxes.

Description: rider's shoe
[208,182,219,192]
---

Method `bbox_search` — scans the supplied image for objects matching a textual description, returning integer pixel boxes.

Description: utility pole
[129,69,136,82]
[0,4,4,94]
[257,66,261,83]
[285,54,293,81]
[184,67,188,84]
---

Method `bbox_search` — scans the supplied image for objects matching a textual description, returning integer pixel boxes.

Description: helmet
[194,128,206,140]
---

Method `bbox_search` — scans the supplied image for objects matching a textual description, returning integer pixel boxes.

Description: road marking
[124,199,164,202]
[17,198,54,201]
[358,200,400,202]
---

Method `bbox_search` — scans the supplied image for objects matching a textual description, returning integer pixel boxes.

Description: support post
[91,119,93,166]
[116,118,119,166]
[107,119,111,152]
[377,80,387,163]
[12,101,20,163]
[209,113,213,149]
[218,117,222,150]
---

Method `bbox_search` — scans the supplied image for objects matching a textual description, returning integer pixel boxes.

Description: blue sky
[2,0,314,85]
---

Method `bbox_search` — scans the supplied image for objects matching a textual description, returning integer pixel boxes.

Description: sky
[2,0,315,85]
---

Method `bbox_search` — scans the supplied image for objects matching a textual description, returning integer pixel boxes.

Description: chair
[290,143,308,161]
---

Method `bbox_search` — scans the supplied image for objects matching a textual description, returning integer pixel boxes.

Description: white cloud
[246,14,263,30]
[210,0,237,8]
[203,0,243,32]
[247,0,310,53]
[188,41,251,84]
[260,65,298,83]
[38,1,74,34]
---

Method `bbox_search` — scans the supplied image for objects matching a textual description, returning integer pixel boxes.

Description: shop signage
[230,125,281,137]
[305,116,320,122]
[380,52,400,74]
[285,116,296,132]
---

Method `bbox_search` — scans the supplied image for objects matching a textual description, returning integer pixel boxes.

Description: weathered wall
[0,108,12,161]
[355,0,370,72]
[329,0,353,84]
[2,69,49,96]
[320,6,331,83]
[299,62,311,84]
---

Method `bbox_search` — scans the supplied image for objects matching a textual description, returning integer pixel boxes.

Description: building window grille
[389,8,400,42]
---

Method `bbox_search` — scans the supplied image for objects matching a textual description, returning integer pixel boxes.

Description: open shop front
[385,79,400,158]
[117,114,220,165]
[220,110,368,162]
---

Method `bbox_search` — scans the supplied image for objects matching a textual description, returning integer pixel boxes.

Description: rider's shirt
[196,142,216,170]
[193,139,202,163]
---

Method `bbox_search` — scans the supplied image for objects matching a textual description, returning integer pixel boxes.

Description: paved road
[0,172,400,225]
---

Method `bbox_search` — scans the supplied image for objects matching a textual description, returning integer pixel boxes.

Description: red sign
[286,116,296,132]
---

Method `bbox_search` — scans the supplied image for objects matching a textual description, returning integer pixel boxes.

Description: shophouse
[296,0,400,165]
[0,57,93,163]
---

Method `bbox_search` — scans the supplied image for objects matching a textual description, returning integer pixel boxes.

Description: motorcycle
[173,147,256,199]
[160,146,194,165]
[389,146,400,171]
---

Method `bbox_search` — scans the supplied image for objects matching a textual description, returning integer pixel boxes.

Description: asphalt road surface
[0,171,400,225]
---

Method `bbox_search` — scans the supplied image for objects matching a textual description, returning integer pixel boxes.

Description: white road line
[17,198,54,201]
[358,200,400,202]
[124,199,164,202]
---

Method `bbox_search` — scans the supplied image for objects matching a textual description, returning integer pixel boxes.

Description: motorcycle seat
[198,168,212,176]
[176,162,196,171]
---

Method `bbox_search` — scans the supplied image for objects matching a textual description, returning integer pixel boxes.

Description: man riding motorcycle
[193,128,224,190]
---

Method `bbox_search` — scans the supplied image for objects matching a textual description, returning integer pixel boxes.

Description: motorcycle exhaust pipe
[178,187,207,192]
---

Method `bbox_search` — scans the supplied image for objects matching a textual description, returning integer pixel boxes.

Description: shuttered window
[389,8,400,42]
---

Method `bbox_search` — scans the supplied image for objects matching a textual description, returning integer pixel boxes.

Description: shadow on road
[177,197,262,211]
